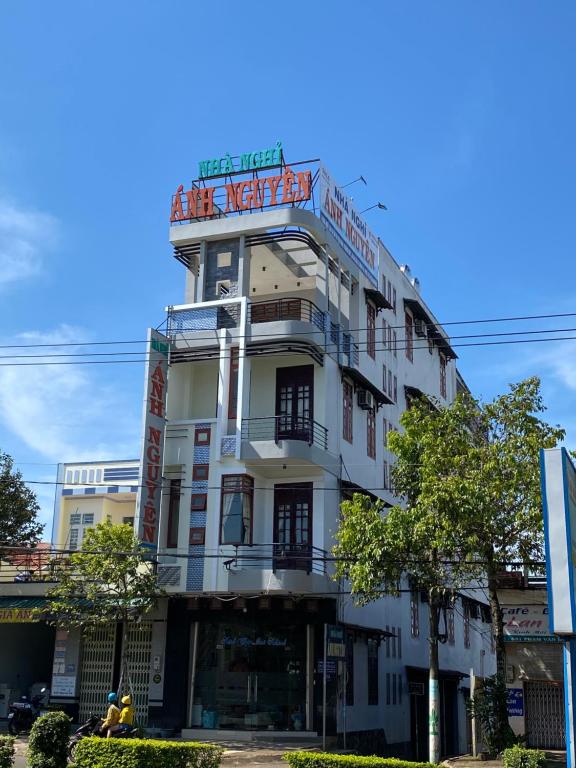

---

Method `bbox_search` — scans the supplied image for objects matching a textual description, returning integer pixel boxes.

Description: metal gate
[123,623,153,726]
[78,625,117,721]
[525,681,565,749]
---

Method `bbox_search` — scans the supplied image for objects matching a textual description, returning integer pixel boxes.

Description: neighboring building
[51,459,139,550]
[499,572,565,750]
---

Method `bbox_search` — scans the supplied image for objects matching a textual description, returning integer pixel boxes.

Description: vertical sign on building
[319,164,379,287]
[135,329,170,551]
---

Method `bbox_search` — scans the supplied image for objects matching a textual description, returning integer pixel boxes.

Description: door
[525,681,565,749]
[274,483,313,571]
[275,365,314,443]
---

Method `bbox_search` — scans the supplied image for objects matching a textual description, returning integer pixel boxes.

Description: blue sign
[507,688,524,717]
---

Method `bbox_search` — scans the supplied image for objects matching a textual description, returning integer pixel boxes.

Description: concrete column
[196,241,206,303]
[237,235,250,297]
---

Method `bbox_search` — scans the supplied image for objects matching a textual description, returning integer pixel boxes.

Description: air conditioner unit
[357,389,375,410]
[414,317,426,337]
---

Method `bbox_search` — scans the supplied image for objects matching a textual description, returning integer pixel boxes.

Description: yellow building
[51,460,139,550]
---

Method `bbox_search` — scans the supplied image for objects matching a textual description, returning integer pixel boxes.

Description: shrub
[28,711,71,768]
[283,753,439,768]
[467,674,516,755]
[502,745,546,768]
[0,736,15,768]
[73,737,223,768]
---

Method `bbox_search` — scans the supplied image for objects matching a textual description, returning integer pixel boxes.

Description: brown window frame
[194,427,211,446]
[189,527,206,545]
[220,474,254,546]
[192,464,209,482]
[167,479,181,549]
[367,407,376,460]
[405,312,414,362]
[367,302,376,359]
[343,380,353,443]
[190,493,207,511]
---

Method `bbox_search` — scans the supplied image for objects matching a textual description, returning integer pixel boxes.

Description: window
[81,469,87,484]
[346,633,354,705]
[383,418,388,450]
[367,303,376,359]
[398,673,403,705]
[228,347,239,419]
[70,513,81,525]
[382,320,388,350]
[192,465,209,482]
[440,354,447,399]
[405,312,414,362]
[393,375,397,403]
[393,330,397,357]
[397,627,402,659]
[392,630,396,658]
[447,607,455,645]
[65,470,73,484]
[95,469,102,483]
[189,527,205,545]
[194,427,211,446]
[386,672,391,705]
[73,470,80,485]
[217,250,232,268]
[385,626,390,658]
[220,474,254,545]
[386,281,392,309]
[69,528,79,550]
[388,370,393,398]
[167,479,181,548]
[392,672,397,705]
[122,516,134,526]
[367,408,376,459]
[410,590,420,637]
[367,638,379,705]
[88,469,94,483]
[190,493,207,511]
[392,287,397,314]
[82,513,94,525]
[383,364,388,394]
[464,602,471,648]
[343,380,353,443]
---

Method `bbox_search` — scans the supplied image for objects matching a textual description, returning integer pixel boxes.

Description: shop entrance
[194,620,307,731]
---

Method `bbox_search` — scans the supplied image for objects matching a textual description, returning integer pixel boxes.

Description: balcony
[249,297,325,332]
[241,415,328,451]
[224,544,328,575]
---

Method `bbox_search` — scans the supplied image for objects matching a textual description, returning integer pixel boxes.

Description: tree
[45,522,162,697]
[0,450,43,549]
[334,398,479,764]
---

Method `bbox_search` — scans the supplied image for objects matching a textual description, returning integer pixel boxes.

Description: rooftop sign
[198,142,283,179]
[319,164,379,287]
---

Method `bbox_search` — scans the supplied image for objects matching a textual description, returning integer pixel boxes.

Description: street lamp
[359,202,387,214]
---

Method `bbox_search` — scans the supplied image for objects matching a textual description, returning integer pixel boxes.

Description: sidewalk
[444,752,567,768]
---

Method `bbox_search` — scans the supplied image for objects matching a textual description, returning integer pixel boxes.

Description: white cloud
[0,198,58,286]
[0,325,140,463]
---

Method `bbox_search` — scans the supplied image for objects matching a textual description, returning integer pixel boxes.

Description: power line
[1,310,575,350]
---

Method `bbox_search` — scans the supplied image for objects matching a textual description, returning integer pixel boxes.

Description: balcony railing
[224,544,329,575]
[241,415,328,450]
[249,297,325,332]
[166,301,241,335]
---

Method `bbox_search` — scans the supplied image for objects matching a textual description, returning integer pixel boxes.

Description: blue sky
[0,1,575,530]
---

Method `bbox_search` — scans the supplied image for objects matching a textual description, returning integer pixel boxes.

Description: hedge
[28,711,71,768]
[502,745,546,768]
[0,736,15,768]
[73,737,223,768]
[283,753,439,768]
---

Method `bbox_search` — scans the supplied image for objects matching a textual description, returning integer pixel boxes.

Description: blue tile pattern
[186,424,212,591]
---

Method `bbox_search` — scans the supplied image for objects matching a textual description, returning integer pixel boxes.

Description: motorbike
[68,714,138,761]
[7,688,48,735]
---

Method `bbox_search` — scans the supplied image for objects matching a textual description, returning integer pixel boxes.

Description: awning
[404,297,457,360]
[342,621,396,640]
[341,366,393,407]
[404,385,438,411]
[406,665,469,681]
[340,479,392,507]
[364,288,393,312]
[0,597,49,623]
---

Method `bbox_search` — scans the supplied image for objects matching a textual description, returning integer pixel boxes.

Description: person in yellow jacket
[108,694,135,737]
[101,692,120,735]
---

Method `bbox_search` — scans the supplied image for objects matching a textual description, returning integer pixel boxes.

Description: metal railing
[249,297,325,332]
[224,544,328,575]
[166,301,241,336]
[241,415,328,450]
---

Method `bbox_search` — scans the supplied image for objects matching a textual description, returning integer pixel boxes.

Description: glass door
[273,483,313,571]
[275,365,314,443]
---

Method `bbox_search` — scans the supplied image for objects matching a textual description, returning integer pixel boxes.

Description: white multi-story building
[135,152,495,754]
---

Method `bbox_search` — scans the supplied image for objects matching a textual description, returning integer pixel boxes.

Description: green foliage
[0,449,43,549]
[468,675,516,755]
[502,745,546,768]
[283,753,438,768]
[44,521,162,628]
[73,737,223,768]
[28,711,71,768]
[0,736,15,768]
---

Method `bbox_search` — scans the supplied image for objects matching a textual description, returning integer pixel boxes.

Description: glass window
[220,475,254,545]
[397,627,402,659]
[69,528,79,550]
[405,312,414,362]
[343,380,353,443]
[392,672,397,705]
[167,479,181,549]
[88,469,94,483]
[383,364,387,393]
[81,470,87,484]
[65,470,73,484]
[70,513,81,525]
[367,408,376,459]
[95,469,102,483]
[398,673,403,705]
[73,470,80,484]
[367,303,376,359]
[82,513,94,525]
[123,516,134,526]
[448,607,455,645]
[367,638,379,705]
[382,320,388,350]
[464,602,471,648]
[386,672,391,705]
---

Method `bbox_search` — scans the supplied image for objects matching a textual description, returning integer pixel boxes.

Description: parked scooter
[68,714,138,761]
[7,688,48,735]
